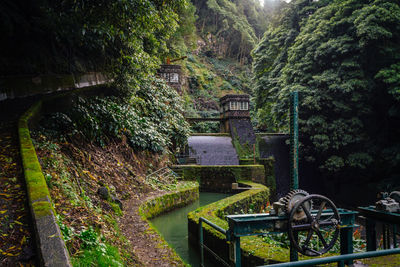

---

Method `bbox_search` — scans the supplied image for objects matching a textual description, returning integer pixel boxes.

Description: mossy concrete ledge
[188,181,271,266]
[138,182,199,266]
[19,101,72,267]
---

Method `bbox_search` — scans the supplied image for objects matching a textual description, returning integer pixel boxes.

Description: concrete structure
[187,94,256,165]
[188,136,239,165]
[157,64,182,93]
[0,72,107,102]
[219,94,250,133]
[220,94,256,146]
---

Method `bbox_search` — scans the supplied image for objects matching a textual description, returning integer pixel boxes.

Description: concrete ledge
[138,182,199,265]
[139,182,199,219]
[19,101,72,266]
[190,133,230,136]
[256,133,288,137]
[1,72,108,101]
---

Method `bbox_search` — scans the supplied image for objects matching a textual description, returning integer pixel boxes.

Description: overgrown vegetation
[253,0,400,187]
[0,0,186,81]
[32,123,189,265]
[32,133,134,266]
[182,53,252,127]
[192,0,269,63]
[63,80,189,152]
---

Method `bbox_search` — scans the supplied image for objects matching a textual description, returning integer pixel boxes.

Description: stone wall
[171,165,265,192]
[229,118,256,145]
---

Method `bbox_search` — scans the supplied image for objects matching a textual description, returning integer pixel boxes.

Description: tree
[192,0,268,62]
[253,0,400,184]
[0,0,187,90]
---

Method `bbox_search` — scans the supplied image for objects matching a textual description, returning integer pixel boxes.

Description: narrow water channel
[150,192,230,266]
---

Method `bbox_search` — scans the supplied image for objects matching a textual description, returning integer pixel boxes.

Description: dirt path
[0,120,37,266]
[120,191,185,267]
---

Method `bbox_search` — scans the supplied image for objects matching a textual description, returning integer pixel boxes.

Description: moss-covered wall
[258,157,276,201]
[187,181,271,266]
[171,165,265,192]
[239,158,276,200]
[18,84,113,267]
[138,183,199,266]
[139,183,199,220]
[19,101,72,266]
[187,180,335,266]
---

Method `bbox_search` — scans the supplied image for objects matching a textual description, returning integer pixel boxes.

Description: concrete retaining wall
[19,102,72,267]
[187,181,275,266]
[138,182,199,265]
[171,165,265,192]
[1,72,107,101]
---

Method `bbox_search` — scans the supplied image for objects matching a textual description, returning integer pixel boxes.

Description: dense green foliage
[182,53,252,132]
[43,80,189,152]
[192,0,268,62]
[1,1,197,152]
[0,0,186,85]
[253,0,400,183]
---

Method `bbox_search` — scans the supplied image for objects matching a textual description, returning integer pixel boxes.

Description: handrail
[199,217,230,267]
[199,217,227,235]
[145,166,180,184]
[260,248,400,267]
[146,166,169,179]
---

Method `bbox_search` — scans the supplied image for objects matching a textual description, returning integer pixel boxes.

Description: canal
[150,192,230,266]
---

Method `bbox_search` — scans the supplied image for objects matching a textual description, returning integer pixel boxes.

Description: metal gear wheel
[281,189,311,221]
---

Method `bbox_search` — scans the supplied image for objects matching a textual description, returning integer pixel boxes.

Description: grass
[72,243,123,267]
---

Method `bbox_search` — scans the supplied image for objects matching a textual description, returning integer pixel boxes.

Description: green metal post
[340,227,353,266]
[199,219,204,267]
[383,224,391,249]
[366,218,377,251]
[290,232,299,262]
[290,91,299,190]
[235,237,241,267]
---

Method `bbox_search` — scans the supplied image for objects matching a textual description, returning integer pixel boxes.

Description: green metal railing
[260,248,400,267]
[199,217,230,267]
[199,214,400,267]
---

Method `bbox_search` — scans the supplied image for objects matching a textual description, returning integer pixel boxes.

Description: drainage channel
[150,192,230,266]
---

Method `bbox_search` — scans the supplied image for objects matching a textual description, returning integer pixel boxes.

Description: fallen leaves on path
[0,127,36,266]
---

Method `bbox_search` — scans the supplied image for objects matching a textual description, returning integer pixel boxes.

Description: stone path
[0,100,37,266]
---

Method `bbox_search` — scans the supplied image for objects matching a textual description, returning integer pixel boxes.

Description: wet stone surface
[188,136,239,165]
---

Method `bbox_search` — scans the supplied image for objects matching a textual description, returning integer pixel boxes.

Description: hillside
[0,1,273,266]
[175,0,272,132]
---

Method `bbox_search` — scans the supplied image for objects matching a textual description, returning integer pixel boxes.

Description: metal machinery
[224,191,357,266]
[358,191,400,251]
[199,92,359,266]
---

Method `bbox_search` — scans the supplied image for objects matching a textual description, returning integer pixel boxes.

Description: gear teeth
[281,189,310,215]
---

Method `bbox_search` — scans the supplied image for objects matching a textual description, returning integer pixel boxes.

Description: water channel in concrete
[150,192,231,266]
